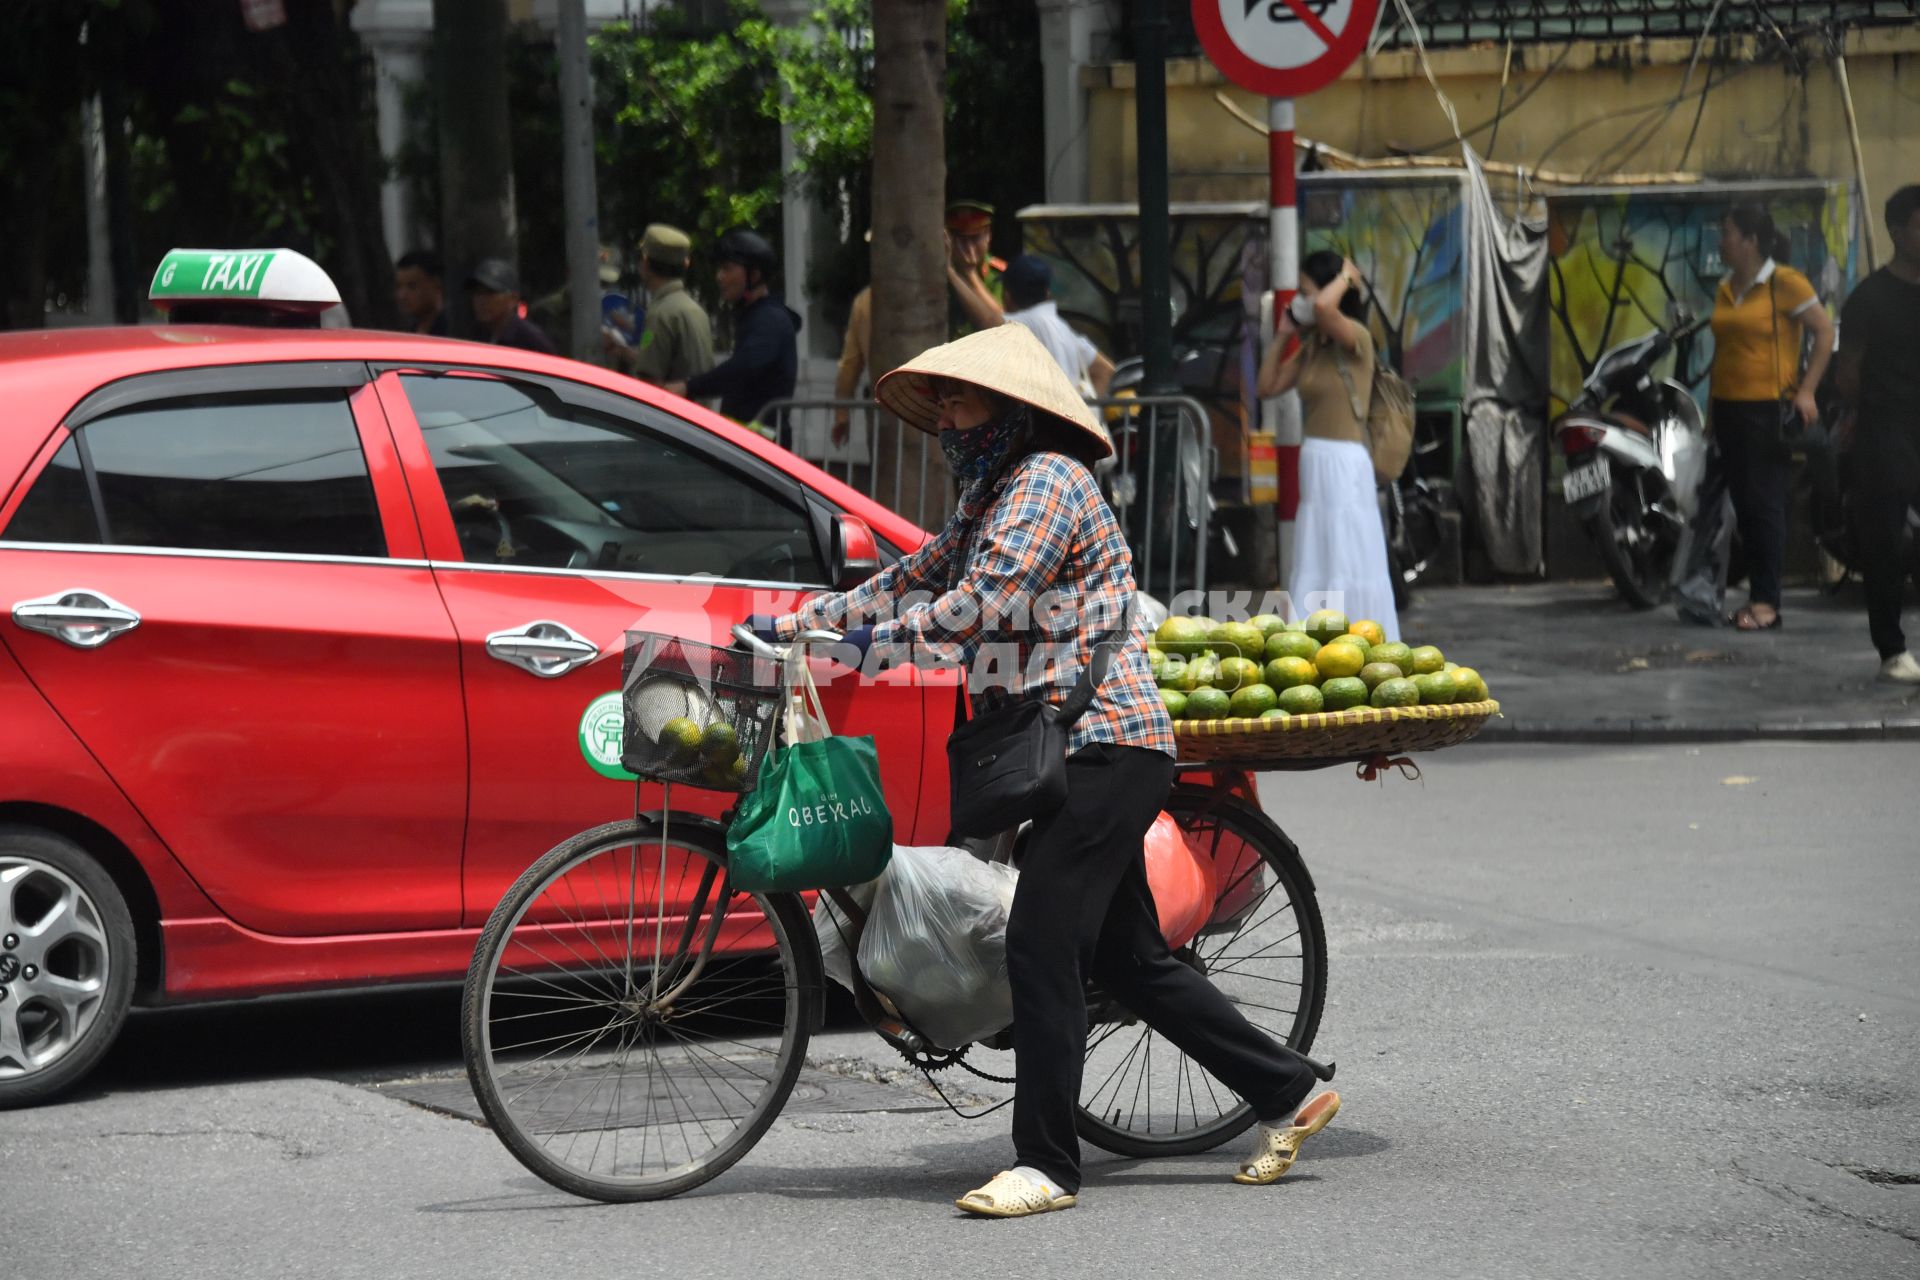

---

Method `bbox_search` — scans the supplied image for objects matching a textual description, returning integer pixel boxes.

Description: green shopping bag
[726,652,892,893]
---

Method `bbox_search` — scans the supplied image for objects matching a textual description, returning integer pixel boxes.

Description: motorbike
[1381,452,1451,613]
[1553,308,1712,609]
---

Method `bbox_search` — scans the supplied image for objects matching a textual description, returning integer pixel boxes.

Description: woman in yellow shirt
[1708,203,1834,630]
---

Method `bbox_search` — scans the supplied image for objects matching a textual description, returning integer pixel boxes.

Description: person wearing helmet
[670,229,799,429]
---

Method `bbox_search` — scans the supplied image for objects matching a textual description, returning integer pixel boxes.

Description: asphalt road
[6,743,1918,1280]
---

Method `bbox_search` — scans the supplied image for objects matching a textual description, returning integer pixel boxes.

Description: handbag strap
[951,595,1136,730]
[1327,340,1377,456]
[1769,272,1783,399]
[783,645,831,743]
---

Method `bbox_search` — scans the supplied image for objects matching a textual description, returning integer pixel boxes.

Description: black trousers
[1856,481,1918,658]
[1006,743,1318,1194]
[1713,399,1792,610]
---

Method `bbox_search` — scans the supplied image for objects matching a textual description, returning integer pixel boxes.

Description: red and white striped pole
[1267,97,1302,586]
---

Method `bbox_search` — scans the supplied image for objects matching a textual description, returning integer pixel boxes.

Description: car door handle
[12,589,142,650]
[485,620,599,678]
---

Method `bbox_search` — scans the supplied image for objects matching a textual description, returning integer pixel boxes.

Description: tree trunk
[868,0,949,520]
[433,0,516,340]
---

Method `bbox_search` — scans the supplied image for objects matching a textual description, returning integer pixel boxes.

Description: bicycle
[461,625,1330,1202]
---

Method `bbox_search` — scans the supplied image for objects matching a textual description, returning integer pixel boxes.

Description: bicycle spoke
[466,820,813,1199]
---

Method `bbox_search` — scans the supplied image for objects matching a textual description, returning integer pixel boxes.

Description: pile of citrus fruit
[659,716,750,788]
[1150,610,1491,723]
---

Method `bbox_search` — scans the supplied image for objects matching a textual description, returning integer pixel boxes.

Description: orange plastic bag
[1144,812,1217,949]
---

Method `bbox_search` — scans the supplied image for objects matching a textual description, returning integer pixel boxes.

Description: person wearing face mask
[746,322,1340,1219]
[1256,250,1399,639]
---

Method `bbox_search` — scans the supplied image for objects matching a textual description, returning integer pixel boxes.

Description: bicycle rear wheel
[462,815,817,1202]
[1075,786,1327,1158]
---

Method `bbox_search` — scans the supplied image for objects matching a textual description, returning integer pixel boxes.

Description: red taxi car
[0,251,953,1106]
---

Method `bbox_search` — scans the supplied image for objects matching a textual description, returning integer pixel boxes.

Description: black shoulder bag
[945,597,1134,840]
[1770,274,1808,449]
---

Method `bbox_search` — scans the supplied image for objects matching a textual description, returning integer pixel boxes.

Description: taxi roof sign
[149,248,341,313]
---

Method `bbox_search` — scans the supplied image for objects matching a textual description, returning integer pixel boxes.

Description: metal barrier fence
[755,393,1214,599]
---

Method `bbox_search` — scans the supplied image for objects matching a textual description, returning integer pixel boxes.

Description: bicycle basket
[620,632,782,793]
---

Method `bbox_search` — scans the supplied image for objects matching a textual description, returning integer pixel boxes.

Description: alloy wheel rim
[0,857,112,1081]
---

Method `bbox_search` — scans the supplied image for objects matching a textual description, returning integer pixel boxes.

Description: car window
[3,438,101,544]
[55,392,386,558]
[398,373,826,583]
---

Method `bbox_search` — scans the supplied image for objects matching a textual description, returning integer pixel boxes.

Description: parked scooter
[1553,308,1712,608]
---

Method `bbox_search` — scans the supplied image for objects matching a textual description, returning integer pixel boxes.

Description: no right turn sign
[1193,0,1379,99]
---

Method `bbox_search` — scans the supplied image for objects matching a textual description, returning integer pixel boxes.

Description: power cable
[1484,35,1514,160]
[1578,0,1725,182]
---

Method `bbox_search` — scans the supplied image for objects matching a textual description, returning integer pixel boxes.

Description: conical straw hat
[874,322,1113,460]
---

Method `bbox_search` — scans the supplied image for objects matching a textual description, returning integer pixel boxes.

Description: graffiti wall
[1544,182,1857,414]
[1297,173,1468,404]
[1019,205,1259,475]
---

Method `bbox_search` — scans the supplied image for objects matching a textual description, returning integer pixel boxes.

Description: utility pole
[557,0,603,361]
[433,0,515,340]
[1134,0,1176,396]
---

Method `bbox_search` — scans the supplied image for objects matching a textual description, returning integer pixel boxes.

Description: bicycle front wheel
[462,815,817,1202]
[1076,786,1327,1158]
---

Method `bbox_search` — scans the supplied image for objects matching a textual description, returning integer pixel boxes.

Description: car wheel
[0,827,138,1109]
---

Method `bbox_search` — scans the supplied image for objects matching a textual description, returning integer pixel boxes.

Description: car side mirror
[829,513,879,592]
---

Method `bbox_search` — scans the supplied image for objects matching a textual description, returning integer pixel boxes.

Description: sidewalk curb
[1468,718,1920,745]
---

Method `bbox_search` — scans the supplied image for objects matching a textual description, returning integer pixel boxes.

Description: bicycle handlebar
[729,623,845,662]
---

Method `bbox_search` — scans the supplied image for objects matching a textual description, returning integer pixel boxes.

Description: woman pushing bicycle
[752,323,1341,1217]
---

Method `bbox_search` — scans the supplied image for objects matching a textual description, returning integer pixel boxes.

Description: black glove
[745,613,781,643]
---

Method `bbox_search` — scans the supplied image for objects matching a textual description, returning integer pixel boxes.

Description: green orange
[1365,642,1413,676]
[1303,609,1350,645]
[1229,684,1279,718]
[1371,677,1420,709]
[1359,661,1403,692]
[1265,631,1321,663]
[1264,656,1318,691]
[1153,616,1210,657]
[1185,687,1231,720]
[1277,683,1324,716]
[1216,656,1263,691]
[1321,676,1370,711]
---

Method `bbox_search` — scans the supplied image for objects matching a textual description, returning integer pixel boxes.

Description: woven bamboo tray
[1173,699,1501,767]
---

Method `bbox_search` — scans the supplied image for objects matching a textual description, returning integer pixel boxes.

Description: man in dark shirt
[394,249,449,336]
[1837,184,1920,683]
[465,258,557,355]
[668,230,798,429]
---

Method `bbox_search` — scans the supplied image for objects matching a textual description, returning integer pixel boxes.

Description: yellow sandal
[955,1170,1078,1218]
[1233,1090,1341,1185]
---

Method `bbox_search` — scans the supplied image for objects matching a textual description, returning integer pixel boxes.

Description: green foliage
[509,0,1040,330]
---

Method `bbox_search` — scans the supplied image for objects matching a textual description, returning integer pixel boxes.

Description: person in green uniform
[619,224,715,387]
[946,199,1006,338]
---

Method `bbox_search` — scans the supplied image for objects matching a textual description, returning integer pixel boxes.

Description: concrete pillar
[352,0,434,258]
[1038,0,1114,204]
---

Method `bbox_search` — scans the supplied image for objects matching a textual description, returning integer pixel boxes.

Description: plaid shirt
[777,452,1176,759]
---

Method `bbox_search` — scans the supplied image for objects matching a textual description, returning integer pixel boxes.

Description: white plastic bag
[811,879,876,995]
[857,845,1019,1050]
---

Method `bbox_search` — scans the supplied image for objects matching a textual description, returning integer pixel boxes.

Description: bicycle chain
[893,1039,1017,1085]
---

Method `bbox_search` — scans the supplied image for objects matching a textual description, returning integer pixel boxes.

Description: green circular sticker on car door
[578,692,638,781]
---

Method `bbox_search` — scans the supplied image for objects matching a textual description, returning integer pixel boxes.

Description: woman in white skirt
[1256,250,1400,641]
